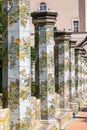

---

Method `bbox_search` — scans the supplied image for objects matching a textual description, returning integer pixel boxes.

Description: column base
[0,108,9,130]
[55,108,73,130]
[69,102,78,116]
[76,93,87,111]
[40,119,60,130]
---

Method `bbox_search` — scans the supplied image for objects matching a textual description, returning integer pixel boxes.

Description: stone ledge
[40,119,60,130]
[55,110,73,130]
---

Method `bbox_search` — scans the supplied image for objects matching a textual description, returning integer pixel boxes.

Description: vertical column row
[2,0,31,129]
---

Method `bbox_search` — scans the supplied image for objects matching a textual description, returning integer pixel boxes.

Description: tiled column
[80,50,86,94]
[54,31,71,108]
[83,56,87,92]
[85,58,87,92]
[75,48,84,97]
[31,61,35,82]
[31,11,57,119]
[69,40,76,101]
[81,56,84,93]
[54,36,59,94]
[2,0,31,129]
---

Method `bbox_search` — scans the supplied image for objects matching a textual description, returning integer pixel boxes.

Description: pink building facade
[30,0,87,33]
[30,0,87,46]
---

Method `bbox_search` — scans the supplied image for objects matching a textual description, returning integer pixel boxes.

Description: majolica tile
[2,0,31,129]
[8,0,30,32]
[31,11,57,119]
[54,31,71,108]
[75,48,83,97]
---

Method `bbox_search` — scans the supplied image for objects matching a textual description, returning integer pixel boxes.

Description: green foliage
[31,46,35,61]
[0,0,2,93]
[0,0,2,33]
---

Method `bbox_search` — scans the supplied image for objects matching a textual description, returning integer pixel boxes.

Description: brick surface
[68,103,87,130]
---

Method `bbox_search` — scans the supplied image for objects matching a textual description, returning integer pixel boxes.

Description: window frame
[73,21,79,32]
[39,2,47,11]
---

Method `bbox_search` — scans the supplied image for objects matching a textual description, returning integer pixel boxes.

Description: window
[73,21,79,32]
[39,3,47,11]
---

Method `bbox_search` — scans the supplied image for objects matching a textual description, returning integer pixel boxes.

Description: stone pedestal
[54,31,71,108]
[2,0,31,129]
[31,11,58,119]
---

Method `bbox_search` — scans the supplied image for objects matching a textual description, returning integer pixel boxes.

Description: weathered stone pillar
[2,0,31,129]
[54,31,71,108]
[69,40,76,101]
[31,11,58,119]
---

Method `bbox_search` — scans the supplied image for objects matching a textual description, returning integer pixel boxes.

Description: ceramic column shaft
[31,11,58,119]
[75,48,85,97]
[2,0,31,129]
[83,56,87,92]
[80,50,86,93]
[54,31,71,108]
[69,40,76,101]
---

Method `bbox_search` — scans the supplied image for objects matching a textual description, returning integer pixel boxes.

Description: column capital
[75,47,86,55]
[69,40,77,48]
[31,11,58,25]
[54,31,71,41]
[83,55,87,60]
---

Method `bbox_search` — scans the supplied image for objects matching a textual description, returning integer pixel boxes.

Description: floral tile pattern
[81,57,85,93]
[2,0,31,129]
[69,43,76,101]
[75,50,82,97]
[35,24,55,119]
[55,34,70,108]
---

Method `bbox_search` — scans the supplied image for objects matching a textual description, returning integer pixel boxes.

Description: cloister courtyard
[0,0,87,130]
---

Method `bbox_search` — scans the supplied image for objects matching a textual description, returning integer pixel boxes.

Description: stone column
[75,48,85,97]
[2,0,31,129]
[69,40,76,101]
[54,31,71,108]
[31,11,58,119]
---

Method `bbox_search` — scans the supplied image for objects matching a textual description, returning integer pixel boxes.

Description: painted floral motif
[39,50,54,72]
[10,120,30,130]
[35,23,55,118]
[2,0,31,129]
[69,45,76,100]
[8,35,30,68]
[8,0,30,27]
[75,52,82,96]
[8,80,19,111]
[55,34,70,108]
